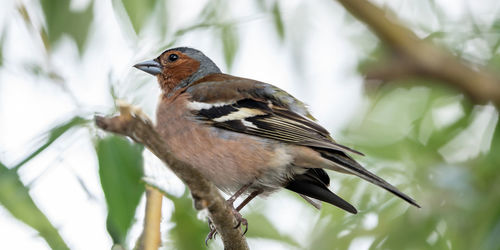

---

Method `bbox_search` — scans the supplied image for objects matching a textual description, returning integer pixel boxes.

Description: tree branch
[336,0,500,108]
[95,104,249,250]
[138,186,163,250]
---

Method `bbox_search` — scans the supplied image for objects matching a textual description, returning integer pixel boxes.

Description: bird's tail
[285,168,358,213]
[318,149,420,208]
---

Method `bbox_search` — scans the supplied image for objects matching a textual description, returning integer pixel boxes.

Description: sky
[0,0,499,249]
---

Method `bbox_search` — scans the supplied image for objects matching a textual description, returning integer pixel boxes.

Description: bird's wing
[185,75,363,156]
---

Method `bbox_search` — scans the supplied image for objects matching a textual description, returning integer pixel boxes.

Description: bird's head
[134,47,221,93]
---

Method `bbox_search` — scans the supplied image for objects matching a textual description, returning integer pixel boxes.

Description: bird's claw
[205,206,249,244]
[232,210,248,235]
[205,219,218,246]
[205,228,218,246]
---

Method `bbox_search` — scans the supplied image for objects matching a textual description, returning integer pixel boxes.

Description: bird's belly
[157,116,296,193]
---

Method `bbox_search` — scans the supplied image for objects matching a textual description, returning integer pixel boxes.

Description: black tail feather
[286,169,357,214]
[318,150,421,208]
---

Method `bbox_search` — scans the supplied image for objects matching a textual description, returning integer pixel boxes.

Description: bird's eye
[168,54,179,62]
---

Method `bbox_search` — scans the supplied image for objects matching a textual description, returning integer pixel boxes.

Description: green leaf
[167,190,208,250]
[96,136,145,244]
[271,1,285,42]
[221,25,239,71]
[40,0,93,53]
[13,116,88,171]
[115,0,158,34]
[0,162,69,249]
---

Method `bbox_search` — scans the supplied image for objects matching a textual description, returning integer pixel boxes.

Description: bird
[134,47,419,240]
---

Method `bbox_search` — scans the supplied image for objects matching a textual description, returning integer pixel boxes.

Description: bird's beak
[134,60,162,75]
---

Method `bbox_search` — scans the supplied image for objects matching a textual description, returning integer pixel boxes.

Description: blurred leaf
[17,4,51,52]
[17,4,31,26]
[488,52,500,70]
[309,205,363,250]
[347,85,431,148]
[40,0,93,53]
[199,0,223,20]
[155,0,169,38]
[255,0,267,11]
[309,201,431,250]
[244,212,299,247]
[0,26,6,67]
[338,73,499,250]
[475,125,500,188]
[116,0,158,34]
[167,190,207,250]
[0,162,69,249]
[96,136,145,245]
[221,25,239,71]
[424,31,447,41]
[272,1,285,42]
[13,116,88,171]
[491,19,500,53]
[357,43,388,74]
[173,23,213,38]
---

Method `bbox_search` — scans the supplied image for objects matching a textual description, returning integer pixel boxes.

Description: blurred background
[1,0,499,249]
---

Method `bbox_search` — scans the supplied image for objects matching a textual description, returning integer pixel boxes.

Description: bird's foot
[205,204,249,245]
[231,208,248,235]
[205,218,218,246]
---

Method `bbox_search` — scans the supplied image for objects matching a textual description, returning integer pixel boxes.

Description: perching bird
[134,47,419,238]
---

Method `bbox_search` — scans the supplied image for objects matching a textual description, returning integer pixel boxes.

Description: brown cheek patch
[161,57,200,92]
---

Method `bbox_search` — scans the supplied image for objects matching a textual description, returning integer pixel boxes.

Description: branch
[95,104,249,250]
[138,186,163,250]
[336,0,500,108]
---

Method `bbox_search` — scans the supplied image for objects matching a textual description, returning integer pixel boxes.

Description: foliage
[40,0,93,53]
[0,162,69,250]
[308,82,500,250]
[166,191,208,250]
[97,136,145,245]
[116,0,159,34]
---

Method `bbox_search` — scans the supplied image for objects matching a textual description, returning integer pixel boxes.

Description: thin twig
[140,186,163,250]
